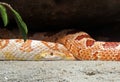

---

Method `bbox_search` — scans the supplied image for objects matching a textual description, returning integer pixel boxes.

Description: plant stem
[0,2,14,11]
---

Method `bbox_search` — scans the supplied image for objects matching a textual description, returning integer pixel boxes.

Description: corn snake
[0,28,120,61]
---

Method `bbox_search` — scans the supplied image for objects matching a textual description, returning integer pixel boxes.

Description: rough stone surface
[0,61,120,82]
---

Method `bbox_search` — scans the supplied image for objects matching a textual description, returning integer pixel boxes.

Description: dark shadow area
[1,0,120,41]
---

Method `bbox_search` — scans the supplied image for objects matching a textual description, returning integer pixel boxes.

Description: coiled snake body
[0,29,120,61]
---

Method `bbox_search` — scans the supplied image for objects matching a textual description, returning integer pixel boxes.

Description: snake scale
[0,28,120,61]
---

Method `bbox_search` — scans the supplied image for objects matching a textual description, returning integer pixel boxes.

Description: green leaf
[11,9,28,41]
[0,4,8,26]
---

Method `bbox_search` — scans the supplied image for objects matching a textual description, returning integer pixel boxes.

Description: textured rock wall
[1,0,120,30]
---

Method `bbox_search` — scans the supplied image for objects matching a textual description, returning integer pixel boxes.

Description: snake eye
[50,52,54,56]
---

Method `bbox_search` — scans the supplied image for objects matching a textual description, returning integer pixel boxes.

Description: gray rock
[0,61,119,82]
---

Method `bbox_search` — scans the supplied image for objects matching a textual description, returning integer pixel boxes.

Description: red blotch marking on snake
[86,39,95,47]
[41,41,58,50]
[20,40,33,52]
[103,42,119,48]
[0,40,9,49]
[16,39,23,43]
[92,52,98,60]
[75,34,90,40]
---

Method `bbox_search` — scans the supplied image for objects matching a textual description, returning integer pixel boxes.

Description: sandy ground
[0,61,119,82]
